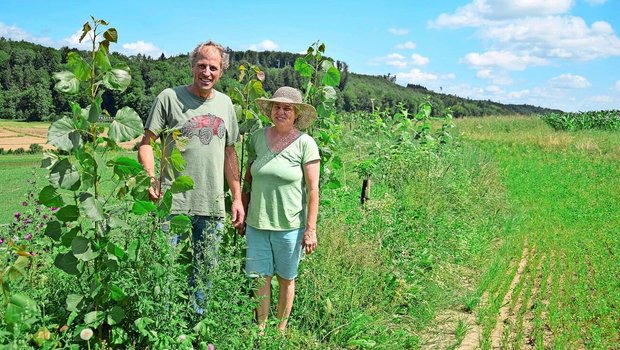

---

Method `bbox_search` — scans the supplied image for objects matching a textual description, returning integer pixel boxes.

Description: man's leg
[190,216,224,314]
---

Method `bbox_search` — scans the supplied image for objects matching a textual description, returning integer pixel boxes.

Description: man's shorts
[245,225,304,280]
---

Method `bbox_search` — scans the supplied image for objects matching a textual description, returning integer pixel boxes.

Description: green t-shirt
[246,128,320,230]
[144,86,239,217]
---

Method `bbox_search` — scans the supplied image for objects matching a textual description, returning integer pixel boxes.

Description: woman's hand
[302,227,317,254]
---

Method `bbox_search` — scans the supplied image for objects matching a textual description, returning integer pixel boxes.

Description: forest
[0,37,560,122]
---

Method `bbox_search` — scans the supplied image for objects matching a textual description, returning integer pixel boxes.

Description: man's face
[191,47,222,98]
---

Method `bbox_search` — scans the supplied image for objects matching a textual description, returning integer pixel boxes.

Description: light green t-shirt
[144,86,239,217]
[246,128,320,230]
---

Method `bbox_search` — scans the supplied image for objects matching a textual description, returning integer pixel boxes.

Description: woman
[241,86,320,333]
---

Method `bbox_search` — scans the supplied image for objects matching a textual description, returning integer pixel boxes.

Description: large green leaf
[102,67,131,92]
[39,185,65,208]
[103,28,118,43]
[54,251,80,275]
[294,57,313,78]
[5,294,38,326]
[48,116,82,152]
[170,175,194,194]
[71,237,100,261]
[53,71,80,95]
[49,158,81,190]
[94,48,111,73]
[132,200,157,215]
[88,95,103,123]
[108,156,143,178]
[321,66,341,87]
[55,205,80,222]
[156,190,173,218]
[76,149,97,190]
[78,193,104,222]
[84,311,105,328]
[67,52,91,81]
[109,284,126,301]
[107,306,125,326]
[66,294,84,312]
[322,86,338,103]
[170,214,191,234]
[108,107,143,142]
[44,220,63,241]
[170,148,186,172]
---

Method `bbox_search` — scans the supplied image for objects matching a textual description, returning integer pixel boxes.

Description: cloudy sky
[1,0,619,112]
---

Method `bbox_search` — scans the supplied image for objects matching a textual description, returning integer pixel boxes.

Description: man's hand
[231,199,245,229]
[148,177,162,201]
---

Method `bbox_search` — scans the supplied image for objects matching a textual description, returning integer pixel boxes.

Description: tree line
[0,37,560,122]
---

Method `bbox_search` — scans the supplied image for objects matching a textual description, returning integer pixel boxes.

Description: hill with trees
[0,37,560,122]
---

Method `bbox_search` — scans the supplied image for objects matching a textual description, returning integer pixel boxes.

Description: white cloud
[549,74,591,89]
[0,22,53,46]
[410,54,430,66]
[60,29,95,50]
[122,41,164,58]
[481,16,620,61]
[462,50,549,70]
[248,40,279,51]
[590,95,613,103]
[486,85,504,94]
[370,53,429,68]
[388,28,410,35]
[476,69,513,84]
[429,0,574,28]
[395,41,416,49]
[396,68,439,84]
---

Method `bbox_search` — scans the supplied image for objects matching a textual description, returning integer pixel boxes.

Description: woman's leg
[276,276,295,331]
[256,276,272,332]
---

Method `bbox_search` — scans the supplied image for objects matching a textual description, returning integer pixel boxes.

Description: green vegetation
[0,37,560,123]
[540,109,620,131]
[454,117,620,348]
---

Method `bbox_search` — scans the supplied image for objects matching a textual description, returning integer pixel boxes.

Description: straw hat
[255,86,317,129]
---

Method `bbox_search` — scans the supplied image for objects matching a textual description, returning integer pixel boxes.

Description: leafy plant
[294,41,343,189]
[0,16,196,348]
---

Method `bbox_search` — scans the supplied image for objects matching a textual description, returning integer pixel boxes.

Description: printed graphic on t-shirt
[180,114,227,145]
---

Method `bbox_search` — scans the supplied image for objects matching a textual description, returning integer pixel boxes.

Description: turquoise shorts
[245,225,304,280]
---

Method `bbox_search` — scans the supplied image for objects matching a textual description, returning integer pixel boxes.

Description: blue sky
[1,0,619,112]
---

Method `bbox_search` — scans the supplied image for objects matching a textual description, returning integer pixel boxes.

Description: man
[138,41,244,311]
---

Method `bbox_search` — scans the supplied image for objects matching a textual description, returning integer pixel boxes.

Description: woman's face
[271,102,296,129]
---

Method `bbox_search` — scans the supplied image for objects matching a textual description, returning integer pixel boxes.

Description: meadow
[2,113,619,349]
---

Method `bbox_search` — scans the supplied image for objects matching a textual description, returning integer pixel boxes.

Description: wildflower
[177,334,187,342]
[22,201,28,206]
[42,214,49,220]
[14,212,21,221]
[24,233,32,240]
[51,207,59,212]
[80,328,93,341]
[24,218,33,225]
[59,325,68,333]
[0,238,4,245]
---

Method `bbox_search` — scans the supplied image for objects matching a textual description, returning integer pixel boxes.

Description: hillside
[0,37,560,121]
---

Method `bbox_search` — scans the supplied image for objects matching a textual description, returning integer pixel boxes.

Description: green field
[1,116,619,348]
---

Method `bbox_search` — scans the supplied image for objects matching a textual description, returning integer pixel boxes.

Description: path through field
[0,122,141,151]
[422,122,620,349]
[0,123,50,150]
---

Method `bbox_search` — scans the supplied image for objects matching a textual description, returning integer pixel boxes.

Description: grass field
[1,116,619,348]
[447,116,620,348]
